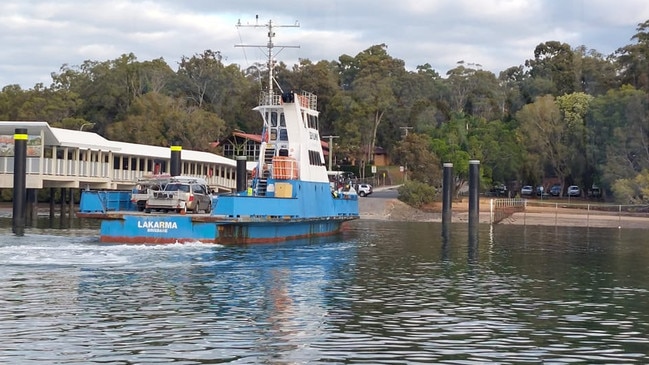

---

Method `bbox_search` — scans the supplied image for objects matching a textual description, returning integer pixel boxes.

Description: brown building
[213,130,390,167]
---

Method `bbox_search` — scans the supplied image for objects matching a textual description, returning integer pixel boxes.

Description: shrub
[397,181,438,208]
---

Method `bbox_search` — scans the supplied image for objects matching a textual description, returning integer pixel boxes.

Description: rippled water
[0,217,648,364]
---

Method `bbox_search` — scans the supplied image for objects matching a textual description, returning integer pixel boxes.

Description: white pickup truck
[130,175,173,211]
[144,178,212,214]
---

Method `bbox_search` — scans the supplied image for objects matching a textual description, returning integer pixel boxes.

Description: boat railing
[272,156,299,180]
[298,91,317,110]
[259,90,317,110]
[259,92,282,106]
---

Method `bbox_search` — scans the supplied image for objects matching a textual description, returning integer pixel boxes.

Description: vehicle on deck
[145,178,212,214]
[130,174,173,211]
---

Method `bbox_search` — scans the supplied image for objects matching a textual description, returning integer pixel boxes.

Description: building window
[223,144,234,158]
[246,142,259,159]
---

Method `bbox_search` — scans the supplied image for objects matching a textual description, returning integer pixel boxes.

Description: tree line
[2,21,649,203]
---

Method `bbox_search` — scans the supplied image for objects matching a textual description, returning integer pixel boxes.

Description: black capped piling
[12,128,27,236]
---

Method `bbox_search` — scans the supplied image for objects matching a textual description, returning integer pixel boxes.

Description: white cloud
[0,0,647,88]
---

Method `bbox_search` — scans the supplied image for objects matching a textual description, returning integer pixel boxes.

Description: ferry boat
[77,20,360,244]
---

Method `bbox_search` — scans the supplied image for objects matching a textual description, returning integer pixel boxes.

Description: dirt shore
[358,197,492,223]
[358,197,649,229]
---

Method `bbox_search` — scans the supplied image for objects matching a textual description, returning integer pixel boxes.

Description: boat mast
[236,17,300,99]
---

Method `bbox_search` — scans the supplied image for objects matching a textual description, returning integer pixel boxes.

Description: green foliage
[516,95,571,184]
[105,92,226,150]
[394,133,441,185]
[588,85,649,188]
[616,20,649,92]
[525,41,576,96]
[397,180,438,208]
[611,169,649,203]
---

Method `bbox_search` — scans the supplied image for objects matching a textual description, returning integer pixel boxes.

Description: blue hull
[98,214,353,244]
[78,181,359,245]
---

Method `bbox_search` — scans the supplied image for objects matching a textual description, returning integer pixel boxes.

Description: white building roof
[0,121,235,166]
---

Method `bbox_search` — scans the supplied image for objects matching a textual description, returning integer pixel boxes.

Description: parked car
[549,184,562,196]
[489,184,508,197]
[588,185,602,198]
[356,183,373,197]
[567,185,581,197]
[521,185,534,196]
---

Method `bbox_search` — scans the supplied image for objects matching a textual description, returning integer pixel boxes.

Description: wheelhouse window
[279,129,288,141]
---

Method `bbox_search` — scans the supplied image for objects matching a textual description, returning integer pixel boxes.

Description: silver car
[567,185,581,197]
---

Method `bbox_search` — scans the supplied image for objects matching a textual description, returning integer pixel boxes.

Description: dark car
[589,185,602,198]
[489,184,508,197]
[549,184,562,196]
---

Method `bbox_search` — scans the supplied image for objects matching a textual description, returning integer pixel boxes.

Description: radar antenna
[235,18,300,98]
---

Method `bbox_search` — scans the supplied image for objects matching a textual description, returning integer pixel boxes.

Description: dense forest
[2,20,649,203]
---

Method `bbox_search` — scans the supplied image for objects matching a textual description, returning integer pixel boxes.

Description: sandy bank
[358,197,649,229]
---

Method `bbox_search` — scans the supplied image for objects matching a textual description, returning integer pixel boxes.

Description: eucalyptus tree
[445,61,475,114]
[175,50,250,132]
[588,85,649,188]
[555,92,593,186]
[524,41,577,97]
[0,85,31,120]
[394,132,441,185]
[428,114,472,191]
[0,82,87,129]
[616,20,649,92]
[410,63,448,129]
[466,118,523,186]
[51,53,171,135]
[498,66,528,120]
[378,63,445,158]
[106,92,226,151]
[516,95,571,186]
[573,46,618,96]
[331,44,404,172]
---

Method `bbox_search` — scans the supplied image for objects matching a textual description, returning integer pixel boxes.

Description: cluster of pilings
[441,160,480,255]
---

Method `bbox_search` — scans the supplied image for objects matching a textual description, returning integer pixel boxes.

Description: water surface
[0,218,648,364]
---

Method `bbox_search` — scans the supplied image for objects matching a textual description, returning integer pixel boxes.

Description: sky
[1,0,649,89]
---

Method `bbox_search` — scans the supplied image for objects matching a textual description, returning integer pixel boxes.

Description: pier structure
[0,121,238,220]
[0,121,237,191]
